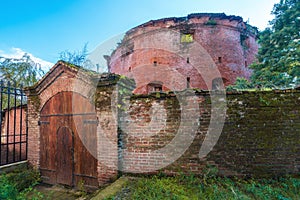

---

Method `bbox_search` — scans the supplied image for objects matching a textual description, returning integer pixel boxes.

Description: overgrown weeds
[0,166,43,200]
[108,174,300,200]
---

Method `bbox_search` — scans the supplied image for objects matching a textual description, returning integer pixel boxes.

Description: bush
[0,175,19,200]
[205,19,217,26]
[0,167,43,200]
[226,77,254,91]
[6,167,40,191]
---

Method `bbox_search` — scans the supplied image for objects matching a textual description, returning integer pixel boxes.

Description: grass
[0,166,44,200]
[0,166,92,200]
[1,166,299,200]
[106,174,300,200]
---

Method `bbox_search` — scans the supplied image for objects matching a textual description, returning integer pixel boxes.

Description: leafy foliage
[250,0,300,88]
[226,77,254,91]
[59,43,93,69]
[0,175,19,200]
[205,19,217,26]
[6,167,41,191]
[0,78,27,111]
[0,167,43,200]
[0,53,45,87]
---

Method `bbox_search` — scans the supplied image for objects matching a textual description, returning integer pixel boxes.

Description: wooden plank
[56,126,73,186]
[73,115,98,181]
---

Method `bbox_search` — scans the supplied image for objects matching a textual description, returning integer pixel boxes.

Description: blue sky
[0,0,279,70]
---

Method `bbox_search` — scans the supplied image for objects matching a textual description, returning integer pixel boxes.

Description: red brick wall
[109,13,258,94]
[26,61,300,188]
[118,90,300,177]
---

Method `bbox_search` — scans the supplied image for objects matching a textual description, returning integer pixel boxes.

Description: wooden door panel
[40,91,98,188]
[56,126,73,186]
[40,116,57,184]
[73,115,98,178]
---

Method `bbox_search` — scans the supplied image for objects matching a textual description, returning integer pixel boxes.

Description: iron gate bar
[0,80,27,166]
[4,141,27,145]
[6,81,10,163]
[13,82,17,162]
[25,86,28,161]
[19,86,23,161]
[0,81,2,163]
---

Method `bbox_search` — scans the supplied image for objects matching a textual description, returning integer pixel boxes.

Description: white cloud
[0,47,53,71]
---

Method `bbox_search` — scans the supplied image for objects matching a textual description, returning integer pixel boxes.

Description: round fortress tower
[108,13,258,94]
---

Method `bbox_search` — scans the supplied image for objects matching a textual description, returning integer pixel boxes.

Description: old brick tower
[107,13,258,94]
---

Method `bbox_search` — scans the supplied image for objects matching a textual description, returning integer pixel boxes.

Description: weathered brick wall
[26,61,299,183]
[94,75,120,184]
[109,13,258,94]
[118,90,300,177]
[26,93,40,168]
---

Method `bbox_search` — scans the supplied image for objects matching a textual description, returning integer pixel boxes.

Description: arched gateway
[39,92,98,187]
[25,61,120,190]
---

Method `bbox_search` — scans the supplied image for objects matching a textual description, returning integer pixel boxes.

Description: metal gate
[0,81,27,166]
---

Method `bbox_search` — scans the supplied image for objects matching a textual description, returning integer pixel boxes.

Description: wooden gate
[39,91,98,188]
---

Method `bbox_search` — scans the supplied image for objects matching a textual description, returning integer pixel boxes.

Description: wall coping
[124,88,300,100]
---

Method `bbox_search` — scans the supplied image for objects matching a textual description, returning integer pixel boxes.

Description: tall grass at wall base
[107,174,300,200]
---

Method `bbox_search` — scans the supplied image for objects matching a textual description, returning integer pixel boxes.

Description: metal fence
[0,80,27,166]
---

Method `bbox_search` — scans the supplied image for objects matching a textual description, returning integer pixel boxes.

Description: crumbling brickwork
[108,13,258,94]
[118,90,300,177]
[26,62,300,190]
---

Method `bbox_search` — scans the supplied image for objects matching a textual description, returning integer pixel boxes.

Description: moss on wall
[119,89,300,177]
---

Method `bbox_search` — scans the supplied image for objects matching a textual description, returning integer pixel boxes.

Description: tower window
[154,86,162,92]
[147,81,163,94]
[187,57,190,63]
[187,77,191,88]
[181,33,194,43]
[153,61,157,66]
[218,57,222,63]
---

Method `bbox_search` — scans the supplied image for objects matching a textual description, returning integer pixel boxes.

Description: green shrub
[0,175,19,200]
[0,167,43,200]
[6,168,40,191]
[205,19,217,26]
[226,77,254,91]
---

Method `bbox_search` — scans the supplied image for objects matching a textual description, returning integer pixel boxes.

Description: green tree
[251,0,300,88]
[0,53,44,87]
[226,77,253,91]
[0,53,44,110]
[59,43,93,69]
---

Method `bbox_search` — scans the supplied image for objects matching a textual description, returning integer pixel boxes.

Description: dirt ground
[34,184,93,200]
[33,176,130,200]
